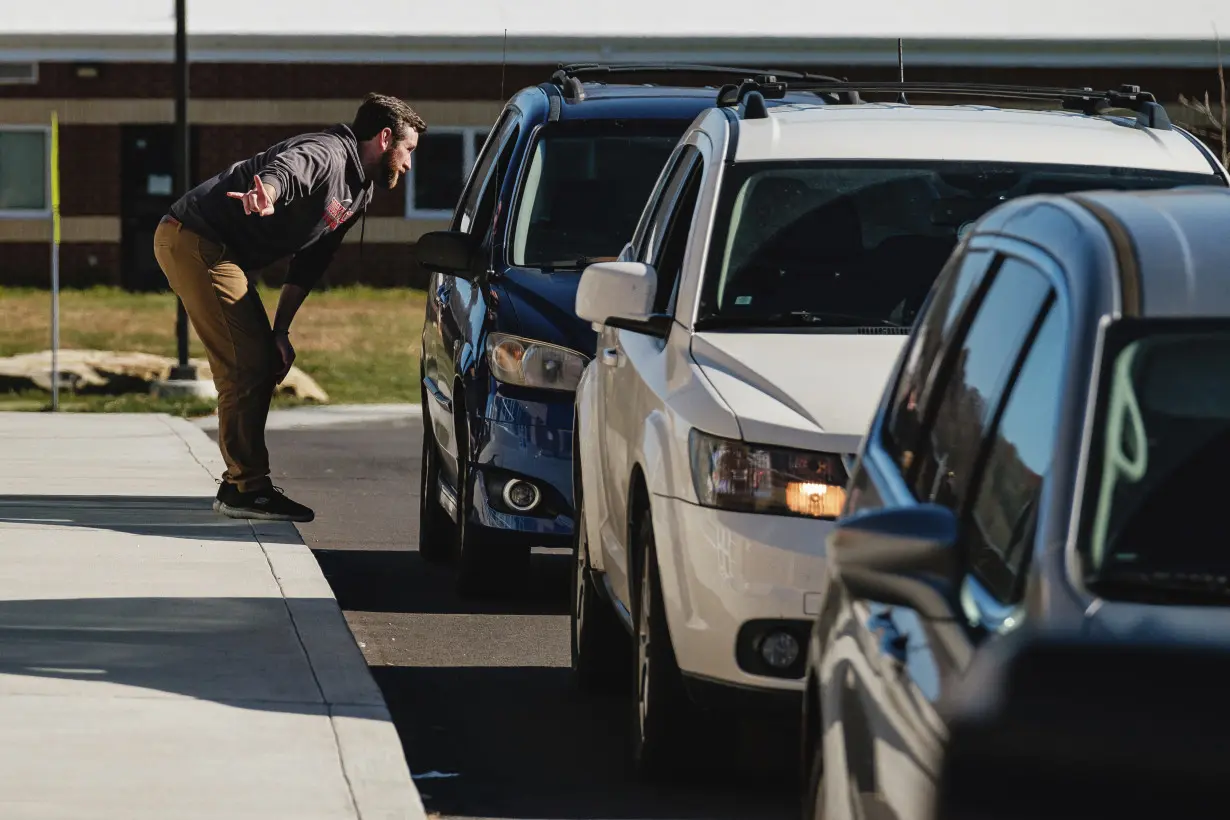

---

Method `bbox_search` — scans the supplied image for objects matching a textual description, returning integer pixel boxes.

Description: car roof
[729,103,1218,175]
[976,186,1230,322]
[537,81,825,122]
[1078,186,1230,319]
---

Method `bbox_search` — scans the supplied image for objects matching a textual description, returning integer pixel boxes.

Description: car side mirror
[933,624,1230,820]
[415,230,479,280]
[575,261,672,339]
[828,504,960,620]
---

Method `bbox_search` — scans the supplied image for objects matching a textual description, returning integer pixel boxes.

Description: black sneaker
[217,485,315,523]
[213,480,241,513]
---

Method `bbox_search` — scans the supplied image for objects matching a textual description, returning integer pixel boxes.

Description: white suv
[567,79,1228,776]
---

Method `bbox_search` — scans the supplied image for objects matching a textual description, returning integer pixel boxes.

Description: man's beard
[374,149,399,190]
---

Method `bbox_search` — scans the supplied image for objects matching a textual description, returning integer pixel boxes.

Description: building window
[405,126,488,219]
[0,127,50,216]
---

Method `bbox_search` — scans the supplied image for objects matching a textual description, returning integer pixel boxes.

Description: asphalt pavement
[211,413,797,820]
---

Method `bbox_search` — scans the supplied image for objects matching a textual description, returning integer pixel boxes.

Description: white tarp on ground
[6,0,1230,41]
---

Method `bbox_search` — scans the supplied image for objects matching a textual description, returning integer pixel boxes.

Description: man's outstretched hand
[227,175,275,216]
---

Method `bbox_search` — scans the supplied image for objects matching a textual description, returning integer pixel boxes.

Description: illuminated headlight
[688,430,849,519]
[486,333,587,392]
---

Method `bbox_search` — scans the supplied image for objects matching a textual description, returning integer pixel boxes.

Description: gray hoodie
[170,123,373,292]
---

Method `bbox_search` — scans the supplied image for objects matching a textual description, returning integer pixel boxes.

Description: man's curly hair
[353,92,428,143]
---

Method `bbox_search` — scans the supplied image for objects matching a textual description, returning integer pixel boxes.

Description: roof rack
[719,79,1173,131]
[548,62,861,104]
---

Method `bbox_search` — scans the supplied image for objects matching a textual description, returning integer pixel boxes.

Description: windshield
[508,122,685,270]
[1081,321,1230,606]
[696,161,1222,331]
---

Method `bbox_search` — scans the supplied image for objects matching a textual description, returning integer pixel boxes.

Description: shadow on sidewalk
[0,495,303,544]
[0,595,369,716]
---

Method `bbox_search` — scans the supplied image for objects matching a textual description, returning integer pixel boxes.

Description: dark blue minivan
[413,64,848,594]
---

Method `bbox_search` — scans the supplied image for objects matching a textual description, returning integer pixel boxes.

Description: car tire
[570,479,631,694]
[417,391,453,565]
[631,511,702,781]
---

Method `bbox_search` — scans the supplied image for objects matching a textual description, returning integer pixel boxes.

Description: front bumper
[649,493,834,693]
[466,386,575,547]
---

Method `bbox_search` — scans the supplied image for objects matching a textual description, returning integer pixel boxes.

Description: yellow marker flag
[50,110,60,245]
[50,109,61,410]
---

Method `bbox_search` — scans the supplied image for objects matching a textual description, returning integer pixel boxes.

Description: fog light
[502,479,541,512]
[760,630,800,669]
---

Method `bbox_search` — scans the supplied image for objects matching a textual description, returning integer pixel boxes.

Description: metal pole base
[168,363,200,380]
[151,378,217,400]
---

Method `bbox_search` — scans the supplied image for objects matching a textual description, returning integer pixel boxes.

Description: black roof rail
[715,75,861,114]
[748,80,1173,130]
[549,62,861,104]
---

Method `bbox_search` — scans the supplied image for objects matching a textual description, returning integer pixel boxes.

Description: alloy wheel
[637,555,652,741]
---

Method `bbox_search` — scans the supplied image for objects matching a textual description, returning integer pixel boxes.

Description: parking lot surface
[219,415,797,820]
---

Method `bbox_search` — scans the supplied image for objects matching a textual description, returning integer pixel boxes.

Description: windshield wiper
[538,257,612,271]
[695,310,905,330]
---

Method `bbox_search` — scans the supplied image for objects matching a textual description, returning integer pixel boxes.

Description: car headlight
[486,333,587,392]
[688,429,849,519]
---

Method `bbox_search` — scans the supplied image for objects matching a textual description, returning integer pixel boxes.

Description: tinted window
[912,258,1052,512]
[695,160,1220,331]
[470,125,520,244]
[885,249,996,471]
[633,145,690,261]
[639,148,703,314]
[640,148,698,262]
[1080,324,1230,605]
[508,122,684,268]
[456,111,515,234]
[967,302,1066,603]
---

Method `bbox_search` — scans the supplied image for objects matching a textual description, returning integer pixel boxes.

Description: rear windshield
[1081,322,1230,605]
[695,161,1222,331]
[508,121,686,269]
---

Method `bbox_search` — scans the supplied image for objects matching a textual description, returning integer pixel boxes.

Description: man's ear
[381,127,394,151]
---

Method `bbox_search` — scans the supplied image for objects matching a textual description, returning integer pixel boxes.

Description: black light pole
[169,0,196,380]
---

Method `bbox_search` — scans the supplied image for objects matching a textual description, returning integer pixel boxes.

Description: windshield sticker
[735,296,753,306]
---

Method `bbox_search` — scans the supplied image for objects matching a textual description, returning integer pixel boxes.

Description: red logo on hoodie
[324,198,354,231]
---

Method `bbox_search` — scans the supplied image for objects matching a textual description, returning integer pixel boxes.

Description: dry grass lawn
[0,284,426,414]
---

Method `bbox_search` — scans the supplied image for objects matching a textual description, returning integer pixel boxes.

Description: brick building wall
[1,60,1225,290]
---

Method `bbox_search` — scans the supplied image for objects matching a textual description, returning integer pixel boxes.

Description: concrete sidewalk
[0,412,425,819]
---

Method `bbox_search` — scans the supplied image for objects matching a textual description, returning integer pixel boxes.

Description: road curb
[192,404,422,432]
[159,414,427,820]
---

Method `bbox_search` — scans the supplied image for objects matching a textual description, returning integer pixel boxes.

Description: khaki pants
[153,218,276,494]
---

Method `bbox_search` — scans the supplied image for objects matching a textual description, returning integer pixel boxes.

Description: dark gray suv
[801,182,1230,820]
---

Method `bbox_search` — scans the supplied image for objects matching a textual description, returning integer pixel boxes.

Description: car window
[694,160,1220,332]
[966,300,1066,604]
[632,144,690,259]
[455,110,517,235]
[647,154,704,314]
[1078,323,1230,605]
[911,257,1053,513]
[639,146,701,267]
[470,124,521,248]
[506,120,687,269]
[884,249,997,473]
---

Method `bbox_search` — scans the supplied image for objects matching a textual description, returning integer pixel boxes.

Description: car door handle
[601,347,620,367]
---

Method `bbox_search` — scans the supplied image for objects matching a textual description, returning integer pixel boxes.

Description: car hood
[690,331,908,454]
[495,267,597,357]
